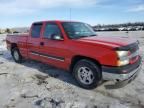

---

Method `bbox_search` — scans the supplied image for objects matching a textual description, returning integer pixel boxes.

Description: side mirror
[51,34,63,40]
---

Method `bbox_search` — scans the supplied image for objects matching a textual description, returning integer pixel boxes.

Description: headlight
[117,59,129,66]
[116,51,130,66]
[116,51,129,58]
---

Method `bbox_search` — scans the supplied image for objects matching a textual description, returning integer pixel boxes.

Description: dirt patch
[33,74,49,85]
[2,39,5,42]
[0,73,8,76]
[21,94,39,99]
[35,97,65,108]
[0,52,3,55]
[0,61,4,64]
[49,73,59,78]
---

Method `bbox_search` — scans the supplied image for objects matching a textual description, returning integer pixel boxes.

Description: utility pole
[70,8,71,22]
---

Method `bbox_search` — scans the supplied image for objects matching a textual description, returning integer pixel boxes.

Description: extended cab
[6,20,142,89]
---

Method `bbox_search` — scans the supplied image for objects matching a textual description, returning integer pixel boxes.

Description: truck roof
[33,20,80,24]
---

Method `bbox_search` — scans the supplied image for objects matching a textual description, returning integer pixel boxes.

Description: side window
[44,23,62,39]
[31,23,42,38]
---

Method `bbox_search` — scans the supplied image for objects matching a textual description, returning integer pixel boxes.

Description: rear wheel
[11,47,23,63]
[73,59,102,89]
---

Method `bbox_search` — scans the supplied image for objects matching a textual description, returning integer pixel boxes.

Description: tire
[73,59,102,89]
[11,47,23,63]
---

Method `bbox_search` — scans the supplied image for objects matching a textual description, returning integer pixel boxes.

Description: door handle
[40,42,44,46]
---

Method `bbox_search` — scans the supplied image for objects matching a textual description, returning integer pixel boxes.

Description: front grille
[129,42,139,53]
[129,42,139,64]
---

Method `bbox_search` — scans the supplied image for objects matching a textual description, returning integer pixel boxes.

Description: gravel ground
[0,31,144,108]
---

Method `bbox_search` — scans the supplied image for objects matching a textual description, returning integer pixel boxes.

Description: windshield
[62,22,97,39]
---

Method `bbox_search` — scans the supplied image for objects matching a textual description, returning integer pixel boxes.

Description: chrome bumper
[102,64,141,81]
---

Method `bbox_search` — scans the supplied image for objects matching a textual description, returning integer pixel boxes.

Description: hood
[76,36,136,49]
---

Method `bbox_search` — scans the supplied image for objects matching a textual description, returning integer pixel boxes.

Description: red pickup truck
[6,20,141,89]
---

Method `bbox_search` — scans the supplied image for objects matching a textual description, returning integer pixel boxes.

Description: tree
[5,28,11,33]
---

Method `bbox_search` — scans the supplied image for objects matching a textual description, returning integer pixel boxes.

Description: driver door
[39,22,68,69]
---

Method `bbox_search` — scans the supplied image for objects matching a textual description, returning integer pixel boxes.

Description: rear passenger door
[27,23,43,61]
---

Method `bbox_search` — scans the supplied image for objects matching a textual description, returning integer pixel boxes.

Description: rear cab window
[31,23,43,38]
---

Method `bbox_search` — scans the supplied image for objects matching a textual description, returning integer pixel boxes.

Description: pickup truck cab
[6,20,142,89]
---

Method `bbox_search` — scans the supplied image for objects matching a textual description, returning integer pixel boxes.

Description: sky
[0,0,144,28]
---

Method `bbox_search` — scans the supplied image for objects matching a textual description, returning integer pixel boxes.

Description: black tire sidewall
[73,59,101,89]
[12,48,22,63]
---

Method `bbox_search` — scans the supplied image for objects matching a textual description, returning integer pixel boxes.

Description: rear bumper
[102,57,142,82]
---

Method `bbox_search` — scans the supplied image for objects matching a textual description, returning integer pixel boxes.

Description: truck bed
[6,33,29,58]
[6,33,28,44]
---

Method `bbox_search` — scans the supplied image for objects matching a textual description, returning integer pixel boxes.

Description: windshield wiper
[71,34,96,39]
[73,35,89,39]
[89,34,97,36]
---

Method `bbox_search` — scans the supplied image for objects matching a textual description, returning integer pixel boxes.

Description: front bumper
[102,64,141,81]
[102,57,142,87]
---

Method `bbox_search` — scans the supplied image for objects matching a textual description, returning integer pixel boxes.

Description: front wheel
[11,48,23,63]
[73,59,102,89]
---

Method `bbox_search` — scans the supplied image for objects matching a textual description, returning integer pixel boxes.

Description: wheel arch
[11,43,18,51]
[70,55,102,72]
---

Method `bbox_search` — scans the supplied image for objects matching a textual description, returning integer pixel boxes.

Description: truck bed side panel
[6,34,29,58]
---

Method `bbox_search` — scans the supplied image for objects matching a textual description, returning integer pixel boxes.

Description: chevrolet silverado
[6,20,142,89]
